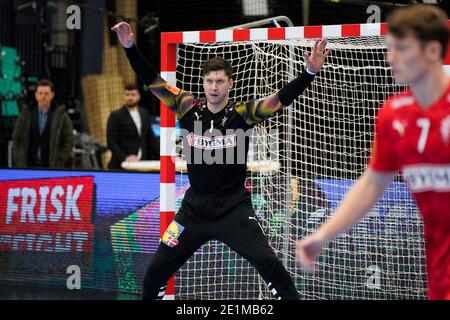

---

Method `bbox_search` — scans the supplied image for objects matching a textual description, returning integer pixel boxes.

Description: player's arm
[236,39,331,126]
[296,105,399,272]
[111,22,195,119]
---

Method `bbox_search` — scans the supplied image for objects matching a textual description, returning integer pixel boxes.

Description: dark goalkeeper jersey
[151,75,287,193]
[179,99,254,193]
[149,75,311,193]
[124,45,315,193]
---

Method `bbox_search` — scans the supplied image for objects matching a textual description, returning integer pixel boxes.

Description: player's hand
[296,232,326,273]
[111,22,135,48]
[125,155,139,162]
[304,38,331,74]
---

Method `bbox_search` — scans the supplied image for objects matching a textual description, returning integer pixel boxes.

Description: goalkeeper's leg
[215,188,300,300]
[142,206,209,300]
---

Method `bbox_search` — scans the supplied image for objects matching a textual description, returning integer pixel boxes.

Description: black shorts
[181,185,254,221]
[142,186,299,300]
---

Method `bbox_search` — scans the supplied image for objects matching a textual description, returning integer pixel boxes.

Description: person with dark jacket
[12,79,74,168]
[107,83,158,170]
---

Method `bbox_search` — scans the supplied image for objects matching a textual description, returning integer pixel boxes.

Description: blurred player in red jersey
[296,4,450,300]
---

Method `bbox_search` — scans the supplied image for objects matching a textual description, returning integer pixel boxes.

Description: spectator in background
[12,79,74,168]
[107,83,158,170]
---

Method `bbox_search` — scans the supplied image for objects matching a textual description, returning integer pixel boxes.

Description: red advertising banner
[0,176,95,252]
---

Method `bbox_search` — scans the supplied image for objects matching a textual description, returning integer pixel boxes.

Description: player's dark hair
[388,4,449,59]
[125,83,140,91]
[36,79,55,92]
[202,57,233,79]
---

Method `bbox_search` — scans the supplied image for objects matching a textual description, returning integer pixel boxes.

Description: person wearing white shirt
[107,83,157,170]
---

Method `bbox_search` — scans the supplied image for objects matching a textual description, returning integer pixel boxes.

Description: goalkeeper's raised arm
[279,38,331,106]
[111,22,196,119]
[236,39,331,126]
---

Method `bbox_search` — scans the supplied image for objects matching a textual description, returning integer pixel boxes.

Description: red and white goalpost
[159,21,450,300]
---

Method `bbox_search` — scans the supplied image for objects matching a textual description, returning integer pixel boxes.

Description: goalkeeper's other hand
[111,22,135,48]
[304,38,331,74]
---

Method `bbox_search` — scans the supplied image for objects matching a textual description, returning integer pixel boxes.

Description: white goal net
[172,35,427,300]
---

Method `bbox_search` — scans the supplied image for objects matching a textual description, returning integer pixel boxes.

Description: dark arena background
[0,0,449,302]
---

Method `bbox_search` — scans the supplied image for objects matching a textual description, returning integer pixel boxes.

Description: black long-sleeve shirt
[124,45,316,193]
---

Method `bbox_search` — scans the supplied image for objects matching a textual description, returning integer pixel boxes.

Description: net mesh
[172,36,427,300]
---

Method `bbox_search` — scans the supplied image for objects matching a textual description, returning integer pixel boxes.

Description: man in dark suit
[12,79,74,168]
[107,83,158,170]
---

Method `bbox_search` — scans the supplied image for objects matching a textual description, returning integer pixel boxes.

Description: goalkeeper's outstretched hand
[304,38,331,74]
[111,22,135,48]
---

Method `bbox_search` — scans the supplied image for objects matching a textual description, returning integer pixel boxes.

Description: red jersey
[369,80,450,300]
